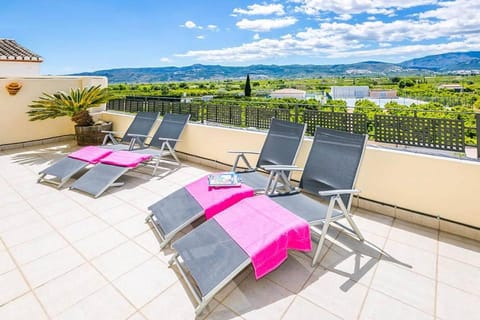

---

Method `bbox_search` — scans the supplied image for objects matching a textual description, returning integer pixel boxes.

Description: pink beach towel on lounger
[68,146,113,164]
[215,195,311,279]
[185,175,255,219]
[100,151,152,168]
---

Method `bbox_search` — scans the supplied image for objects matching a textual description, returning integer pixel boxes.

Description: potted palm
[27,85,112,145]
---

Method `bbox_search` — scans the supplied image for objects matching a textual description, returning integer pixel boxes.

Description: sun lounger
[230,118,306,192]
[169,127,368,315]
[37,146,113,188]
[146,118,305,248]
[102,111,159,150]
[69,150,152,198]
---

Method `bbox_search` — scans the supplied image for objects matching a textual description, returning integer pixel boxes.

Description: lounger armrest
[228,150,260,155]
[261,164,303,172]
[318,189,360,197]
[127,133,150,138]
[158,137,181,142]
[101,130,123,134]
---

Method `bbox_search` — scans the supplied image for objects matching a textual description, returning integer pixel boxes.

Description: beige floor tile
[114,214,150,238]
[205,304,243,320]
[282,296,341,320]
[352,209,394,238]
[299,267,368,319]
[20,246,84,288]
[382,238,437,279]
[34,199,89,218]
[214,267,253,303]
[113,257,177,308]
[222,276,295,320]
[0,191,24,208]
[127,312,148,320]
[59,216,110,243]
[0,201,33,220]
[0,269,30,305]
[91,241,152,281]
[1,220,54,247]
[9,232,68,265]
[266,253,316,293]
[0,250,16,275]
[388,220,438,253]
[81,195,126,214]
[0,292,48,320]
[360,289,433,320]
[73,227,128,260]
[141,178,183,196]
[438,232,480,267]
[44,209,92,229]
[141,281,219,320]
[95,203,144,225]
[436,282,480,320]
[437,255,480,296]
[0,210,42,233]
[53,284,135,320]
[134,230,164,256]
[35,263,107,317]
[371,262,436,315]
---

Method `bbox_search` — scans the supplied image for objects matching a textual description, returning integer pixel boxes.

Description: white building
[0,39,43,76]
[331,86,369,99]
[270,88,306,99]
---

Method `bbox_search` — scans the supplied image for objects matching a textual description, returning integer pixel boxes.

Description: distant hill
[400,51,480,71]
[73,51,480,83]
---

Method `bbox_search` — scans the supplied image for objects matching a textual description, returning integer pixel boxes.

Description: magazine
[208,172,242,187]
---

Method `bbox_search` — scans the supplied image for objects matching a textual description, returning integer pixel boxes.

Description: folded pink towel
[185,175,254,219]
[68,146,113,164]
[215,195,311,279]
[100,151,152,167]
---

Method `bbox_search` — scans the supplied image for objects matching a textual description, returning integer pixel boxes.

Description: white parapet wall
[100,111,480,231]
[0,76,107,145]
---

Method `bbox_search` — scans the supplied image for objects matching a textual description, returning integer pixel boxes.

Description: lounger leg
[337,197,364,241]
[312,197,335,266]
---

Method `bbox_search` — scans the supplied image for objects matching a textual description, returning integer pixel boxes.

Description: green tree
[244,74,252,97]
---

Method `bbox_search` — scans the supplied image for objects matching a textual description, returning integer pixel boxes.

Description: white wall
[0,61,41,76]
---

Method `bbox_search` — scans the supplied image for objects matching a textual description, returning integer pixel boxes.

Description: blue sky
[1,0,479,75]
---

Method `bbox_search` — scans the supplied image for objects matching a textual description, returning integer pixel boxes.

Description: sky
[1,0,480,75]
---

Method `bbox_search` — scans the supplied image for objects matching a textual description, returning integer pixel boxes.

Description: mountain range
[74,51,480,83]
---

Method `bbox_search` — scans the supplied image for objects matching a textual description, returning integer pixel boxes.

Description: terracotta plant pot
[6,82,22,95]
[74,122,112,146]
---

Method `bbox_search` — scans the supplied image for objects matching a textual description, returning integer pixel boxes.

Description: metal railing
[106,96,479,156]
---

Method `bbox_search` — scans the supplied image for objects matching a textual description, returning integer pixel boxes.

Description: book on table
[207,172,242,187]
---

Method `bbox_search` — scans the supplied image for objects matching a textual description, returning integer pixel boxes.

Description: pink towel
[68,146,113,164]
[100,151,152,168]
[185,175,254,219]
[215,195,311,279]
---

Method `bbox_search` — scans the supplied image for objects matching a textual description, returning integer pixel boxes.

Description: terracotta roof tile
[0,39,43,62]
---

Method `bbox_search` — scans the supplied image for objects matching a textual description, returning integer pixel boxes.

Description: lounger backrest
[256,118,306,168]
[149,113,190,149]
[121,112,159,143]
[299,127,367,209]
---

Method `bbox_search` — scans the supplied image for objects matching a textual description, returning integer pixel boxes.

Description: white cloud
[294,0,435,15]
[176,0,480,64]
[197,35,205,40]
[236,17,298,32]
[253,33,261,40]
[160,57,171,62]
[233,4,285,16]
[335,14,352,21]
[207,24,219,31]
[183,20,197,29]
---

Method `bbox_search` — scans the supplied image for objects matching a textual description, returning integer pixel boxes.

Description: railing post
[294,104,299,123]
[476,113,480,159]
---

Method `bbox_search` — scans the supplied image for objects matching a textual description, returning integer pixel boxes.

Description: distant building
[331,86,369,99]
[369,89,397,99]
[0,39,43,76]
[270,88,306,99]
[438,84,463,92]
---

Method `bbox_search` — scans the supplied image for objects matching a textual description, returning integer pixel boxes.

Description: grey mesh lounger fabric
[132,113,190,175]
[230,118,306,192]
[102,111,159,150]
[168,127,368,315]
[146,118,305,249]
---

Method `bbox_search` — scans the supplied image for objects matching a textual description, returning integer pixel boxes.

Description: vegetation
[27,85,111,126]
[244,74,252,97]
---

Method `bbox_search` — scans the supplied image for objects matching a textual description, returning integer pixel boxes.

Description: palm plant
[27,85,110,126]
